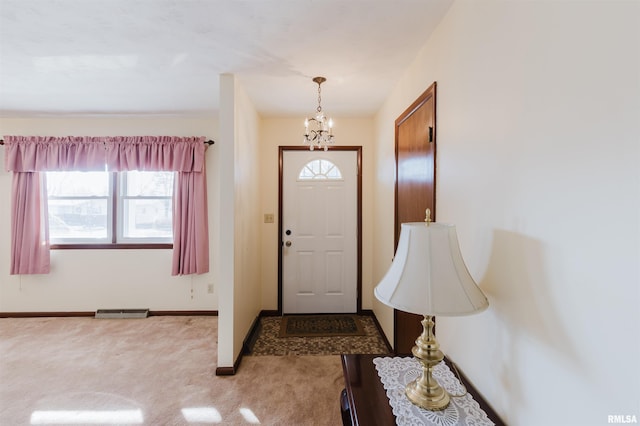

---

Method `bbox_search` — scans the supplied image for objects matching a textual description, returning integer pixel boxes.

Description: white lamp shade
[374,222,489,316]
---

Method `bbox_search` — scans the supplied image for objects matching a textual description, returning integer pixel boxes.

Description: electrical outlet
[207,284,214,294]
[264,213,274,223]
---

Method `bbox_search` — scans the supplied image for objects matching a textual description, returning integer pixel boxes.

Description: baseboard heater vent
[95,309,149,319]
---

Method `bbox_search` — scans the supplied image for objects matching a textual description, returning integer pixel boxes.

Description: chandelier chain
[317,83,322,113]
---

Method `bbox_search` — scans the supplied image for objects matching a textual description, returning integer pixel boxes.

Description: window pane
[46,171,111,242]
[46,171,109,196]
[48,199,109,240]
[123,171,174,196]
[120,171,173,242]
[122,199,173,239]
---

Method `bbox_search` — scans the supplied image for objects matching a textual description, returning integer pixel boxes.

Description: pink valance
[4,135,205,172]
[4,136,107,172]
[105,136,205,172]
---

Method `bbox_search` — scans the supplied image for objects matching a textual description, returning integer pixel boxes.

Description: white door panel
[283,150,357,313]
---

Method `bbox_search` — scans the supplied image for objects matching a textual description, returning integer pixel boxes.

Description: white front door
[282,150,357,313]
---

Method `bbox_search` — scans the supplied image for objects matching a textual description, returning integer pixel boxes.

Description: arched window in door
[298,159,343,180]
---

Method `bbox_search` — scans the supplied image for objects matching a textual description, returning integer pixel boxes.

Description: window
[45,171,174,247]
[298,159,343,180]
[119,171,173,242]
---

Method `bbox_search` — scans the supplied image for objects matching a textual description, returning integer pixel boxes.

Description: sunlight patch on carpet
[30,409,144,424]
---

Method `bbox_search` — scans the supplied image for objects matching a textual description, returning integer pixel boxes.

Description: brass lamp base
[405,315,450,411]
[406,374,450,410]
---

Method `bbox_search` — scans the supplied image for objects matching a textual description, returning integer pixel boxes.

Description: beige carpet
[0,316,344,425]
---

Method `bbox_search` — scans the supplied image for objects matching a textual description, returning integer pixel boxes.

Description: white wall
[217,74,262,369]
[232,77,262,362]
[259,118,375,312]
[0,117,219,312]
[373,1,639,424]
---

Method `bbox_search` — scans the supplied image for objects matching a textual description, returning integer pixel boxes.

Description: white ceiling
[0,0,452,118]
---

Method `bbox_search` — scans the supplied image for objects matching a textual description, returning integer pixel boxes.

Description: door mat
[279,315,366,338]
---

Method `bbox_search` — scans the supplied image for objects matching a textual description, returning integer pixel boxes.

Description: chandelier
[303,76,334,151]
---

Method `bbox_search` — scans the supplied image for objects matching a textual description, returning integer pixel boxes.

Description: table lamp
[374,210,489,410]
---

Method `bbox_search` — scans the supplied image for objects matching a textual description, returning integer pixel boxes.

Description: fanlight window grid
[298,159,343,181]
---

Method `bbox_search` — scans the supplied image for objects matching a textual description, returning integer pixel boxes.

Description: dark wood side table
[340,354,505,426]
[341,354,396,425]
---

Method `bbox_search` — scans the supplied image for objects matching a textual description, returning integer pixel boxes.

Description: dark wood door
[394,82,436,355]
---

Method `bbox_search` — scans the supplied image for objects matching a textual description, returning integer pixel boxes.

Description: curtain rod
[0,139,215,146]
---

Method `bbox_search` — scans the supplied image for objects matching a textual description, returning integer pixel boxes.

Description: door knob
[285,241,292,247]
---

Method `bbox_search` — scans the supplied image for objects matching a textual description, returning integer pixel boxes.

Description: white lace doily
[373,357,495,426]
